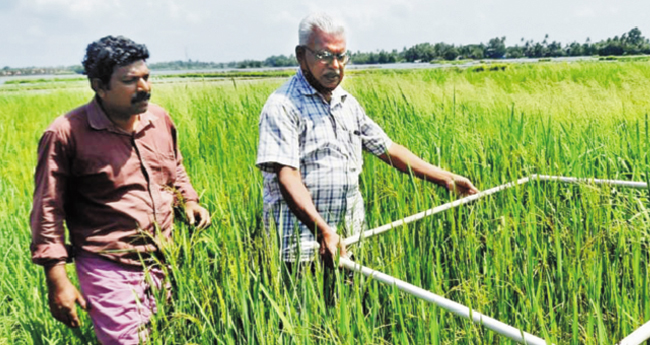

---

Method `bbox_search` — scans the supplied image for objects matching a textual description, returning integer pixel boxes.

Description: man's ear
[91,78,106,97]
[295,45,305,61]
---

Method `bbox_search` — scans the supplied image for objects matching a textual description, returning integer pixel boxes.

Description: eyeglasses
[303,46,350,65]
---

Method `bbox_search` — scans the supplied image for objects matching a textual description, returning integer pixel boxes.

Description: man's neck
[321,91,333,103]
[301,67,334,103]
[109,114,140,134]
[97,97,141,133]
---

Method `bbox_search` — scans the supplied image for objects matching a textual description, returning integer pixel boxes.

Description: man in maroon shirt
[30,36,210,344]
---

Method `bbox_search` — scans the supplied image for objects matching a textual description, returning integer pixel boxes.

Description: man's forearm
[45,264,72,289]
[43,262,86,328]
[379,143,454,187]
[275,165,333,236]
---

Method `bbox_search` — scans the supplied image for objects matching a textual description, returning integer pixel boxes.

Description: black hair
[82,35,149,87]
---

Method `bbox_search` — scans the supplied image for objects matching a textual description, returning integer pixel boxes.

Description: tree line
[2,27,648,76]
[147,27,650,70]
[147,54,298,70]
[353,27,650,63]
[152,27,650,68]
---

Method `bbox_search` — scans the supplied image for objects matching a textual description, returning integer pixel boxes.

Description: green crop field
[2,60,650,344]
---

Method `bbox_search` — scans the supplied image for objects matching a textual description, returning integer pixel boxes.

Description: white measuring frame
[341,174,649,345]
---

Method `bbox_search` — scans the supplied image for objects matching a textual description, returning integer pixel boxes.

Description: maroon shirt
[30,98,199,267]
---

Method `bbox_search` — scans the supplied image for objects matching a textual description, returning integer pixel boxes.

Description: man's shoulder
[46,102,92,134]
[266,73,305,104]
[147,102,170,117]
[146,103,175,127]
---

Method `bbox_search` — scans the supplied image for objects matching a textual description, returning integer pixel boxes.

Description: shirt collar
[295,68,348,106]
[87,97,157,134]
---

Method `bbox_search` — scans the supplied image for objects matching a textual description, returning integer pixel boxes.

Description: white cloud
[21,0,121,15]
[1,0,650,68]
[608,6,620,15]
[162,0,206,23]
[575,6,597,18]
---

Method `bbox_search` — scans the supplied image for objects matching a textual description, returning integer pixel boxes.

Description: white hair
[298,12,346,46]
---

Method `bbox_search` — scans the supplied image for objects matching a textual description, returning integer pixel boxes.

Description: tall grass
[1,61,649,344]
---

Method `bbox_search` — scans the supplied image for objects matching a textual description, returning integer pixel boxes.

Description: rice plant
[1,60,649,344]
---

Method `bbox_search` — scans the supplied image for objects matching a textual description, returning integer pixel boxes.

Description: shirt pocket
[139,136,177,187]
[332,112,362,170]
[349,130,363,171]
[150,150,177,187]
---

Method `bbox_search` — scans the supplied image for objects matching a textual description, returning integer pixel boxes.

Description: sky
[1,0,649,68]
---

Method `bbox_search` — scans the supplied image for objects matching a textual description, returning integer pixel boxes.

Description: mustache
[131,91,151,104]
[324,72,340,78]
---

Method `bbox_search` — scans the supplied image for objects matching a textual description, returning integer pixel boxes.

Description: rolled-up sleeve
[174,155,199,203]
[30,130,70,266]
[255,99,300,172]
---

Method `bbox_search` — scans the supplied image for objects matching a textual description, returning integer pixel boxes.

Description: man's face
[96,59,151,118]
[298,29,347,92]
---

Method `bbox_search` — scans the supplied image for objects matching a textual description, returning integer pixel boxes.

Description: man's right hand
[318,228,348,268]
[44,264,87,328]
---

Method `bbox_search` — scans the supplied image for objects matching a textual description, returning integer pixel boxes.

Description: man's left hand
[447,175,480,196]
[184,201,211,229]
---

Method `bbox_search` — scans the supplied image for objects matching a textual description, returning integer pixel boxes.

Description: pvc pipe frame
[340,174,649,345]
[619,320,650,345]
[340,257,549,345]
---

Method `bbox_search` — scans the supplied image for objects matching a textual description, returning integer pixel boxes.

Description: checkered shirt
[256,69,393,262]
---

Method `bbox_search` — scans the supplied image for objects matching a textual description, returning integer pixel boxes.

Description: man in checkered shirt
[256,12,479,267]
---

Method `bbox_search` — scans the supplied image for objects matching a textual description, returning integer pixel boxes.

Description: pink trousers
[75,251,167,345]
